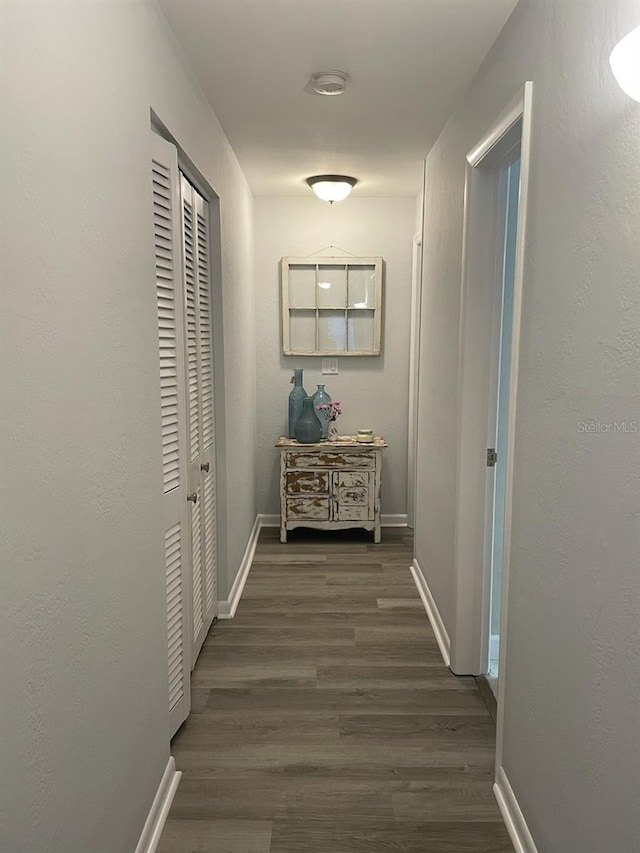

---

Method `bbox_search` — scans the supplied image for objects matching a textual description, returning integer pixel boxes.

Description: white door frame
[407,234,423,528]
[407,164,426,529]
[152,111,227,674]
[451,83,533,770]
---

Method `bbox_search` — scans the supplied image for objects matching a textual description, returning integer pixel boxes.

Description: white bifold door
[179,174,217,667]
[151,132,218,738]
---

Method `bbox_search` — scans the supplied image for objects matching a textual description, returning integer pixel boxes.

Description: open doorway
[451,84,532,736]
[486,154,521,695]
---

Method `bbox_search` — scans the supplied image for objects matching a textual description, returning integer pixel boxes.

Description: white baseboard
[259,513,408,528]
[218,514,261,618]
[382,513,408,527]
[410,558,451,667]
[134,756,181,853]
[493,766,539,853]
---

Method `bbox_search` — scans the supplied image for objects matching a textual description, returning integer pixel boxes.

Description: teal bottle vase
[288,368,307,438]
[294,396,323,444]
[312,384,332,440]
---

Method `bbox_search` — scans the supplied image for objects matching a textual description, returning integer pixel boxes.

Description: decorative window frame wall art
[281,256,383,356]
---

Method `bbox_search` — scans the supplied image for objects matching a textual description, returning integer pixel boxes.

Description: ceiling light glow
[609,25,640,102]
[306,174,358,203]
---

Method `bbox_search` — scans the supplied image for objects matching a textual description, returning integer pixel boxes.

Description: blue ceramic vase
[288,369,307,438]
[312,384,332,440]
[294,396,323,444]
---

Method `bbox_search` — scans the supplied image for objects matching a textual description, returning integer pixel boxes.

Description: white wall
[254,197,415,517]
[414,0,640,850]
[0,2,256,850]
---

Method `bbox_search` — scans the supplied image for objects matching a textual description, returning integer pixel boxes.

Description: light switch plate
[322,358,339,375]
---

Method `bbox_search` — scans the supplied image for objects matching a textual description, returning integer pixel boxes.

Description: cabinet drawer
[286,497,330,521]
[287,450,375,470]
[336,504,372,522]
[337,471,370,490]
[286,470,329,495]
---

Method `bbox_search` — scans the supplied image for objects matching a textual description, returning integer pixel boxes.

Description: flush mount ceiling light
[310,70,348,96]
[609,25,640,102]
[306,174,358,203]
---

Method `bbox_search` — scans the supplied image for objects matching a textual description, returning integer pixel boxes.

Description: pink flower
[316,401,341,421]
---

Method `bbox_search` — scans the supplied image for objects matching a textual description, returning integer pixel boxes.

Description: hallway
[158,528,513,852]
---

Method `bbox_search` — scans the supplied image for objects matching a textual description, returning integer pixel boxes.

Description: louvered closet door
[151,132,191,738]
[180,176,218,667]
[194,190,218,628]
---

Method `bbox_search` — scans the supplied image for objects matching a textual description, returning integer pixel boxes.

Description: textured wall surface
[254,197,415,517]
[414,0,640,850]
[0,1,256,850]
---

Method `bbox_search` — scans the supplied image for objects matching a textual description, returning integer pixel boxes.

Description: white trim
[409,558,451,666]
[467,91,525,166]
[407,195,425,530]
[495,81,533,770]
[134,757,181,853]
[217,514,261,618]
[493,766,539,853]
[381,513,408,527]
[452,82,533,681]
[259,513,408,528]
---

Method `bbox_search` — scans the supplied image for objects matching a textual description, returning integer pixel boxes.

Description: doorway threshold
[476,674,497,724]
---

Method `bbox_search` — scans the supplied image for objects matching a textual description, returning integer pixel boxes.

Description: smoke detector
[310,71,348,96]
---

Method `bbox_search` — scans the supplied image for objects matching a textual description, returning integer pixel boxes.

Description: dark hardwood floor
[158,527,513,853]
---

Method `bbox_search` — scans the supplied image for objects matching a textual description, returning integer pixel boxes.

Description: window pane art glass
[348,265,376,308]
[319,310,347,352]
[289,265,316,309]
[317,265,347,309]
[289,309,316,352]
[282,257,382,356]
[348,310,375,351]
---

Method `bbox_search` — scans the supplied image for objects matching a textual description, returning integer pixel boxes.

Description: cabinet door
[333,471,375,521]
[151,131,191,738]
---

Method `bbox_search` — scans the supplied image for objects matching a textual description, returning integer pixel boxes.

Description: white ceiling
[158,0,519,197]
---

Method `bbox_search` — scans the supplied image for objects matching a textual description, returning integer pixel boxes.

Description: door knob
[201,462,210,473]
[187,492,198,504]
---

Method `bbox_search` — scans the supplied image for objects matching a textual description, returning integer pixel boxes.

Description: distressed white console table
[276,436,387,543]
